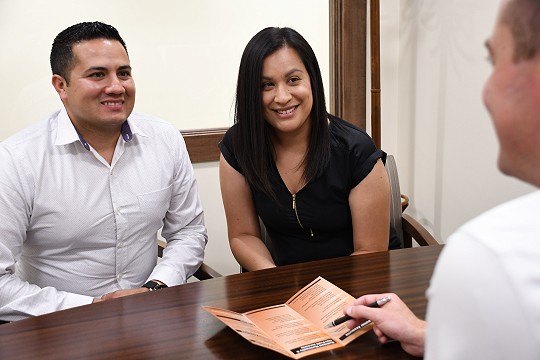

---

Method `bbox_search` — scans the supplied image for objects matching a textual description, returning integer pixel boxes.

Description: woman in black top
[219,27,398,271]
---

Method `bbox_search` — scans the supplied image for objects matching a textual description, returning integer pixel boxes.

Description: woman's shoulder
[329,115,376,151]
[219,124,243,173]
[219,124,236,148]
[223,123,236,136]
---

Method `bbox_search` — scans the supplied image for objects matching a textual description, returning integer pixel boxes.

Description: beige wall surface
[0,0,329,133]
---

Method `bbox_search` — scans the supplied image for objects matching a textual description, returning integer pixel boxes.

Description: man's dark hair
[501,0,540,61]
[50,21,127,83]
[233,27,330,198]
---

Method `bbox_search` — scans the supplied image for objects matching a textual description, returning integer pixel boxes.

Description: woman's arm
[219,155,276,271]
[349,159,390,254]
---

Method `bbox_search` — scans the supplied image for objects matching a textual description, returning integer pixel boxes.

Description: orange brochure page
[203,277,371,359]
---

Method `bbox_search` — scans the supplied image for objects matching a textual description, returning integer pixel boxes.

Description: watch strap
[142,280,168,291]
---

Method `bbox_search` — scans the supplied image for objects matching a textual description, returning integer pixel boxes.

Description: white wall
[1,0,535,276]
[380,0,535,243]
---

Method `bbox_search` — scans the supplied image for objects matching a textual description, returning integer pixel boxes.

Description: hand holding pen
[343,293,426,357]
[325,296,391,329]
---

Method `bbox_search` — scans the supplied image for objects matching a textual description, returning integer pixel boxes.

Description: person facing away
[343,0,540,358]
[219,27,401,272]
[0,21,207,322]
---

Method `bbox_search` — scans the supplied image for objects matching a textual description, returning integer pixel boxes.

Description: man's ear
[52,74,68,100]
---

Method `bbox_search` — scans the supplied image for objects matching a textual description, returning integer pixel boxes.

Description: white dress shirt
[0,109,207,321]
[425,190,540,359]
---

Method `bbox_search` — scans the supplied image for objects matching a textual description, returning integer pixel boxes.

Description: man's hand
[344,293,426,357]
[99,288,150,301]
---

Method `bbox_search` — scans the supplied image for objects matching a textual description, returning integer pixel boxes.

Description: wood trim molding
[329,0,367,130]
[370,0,381,148]
[180,128,227,163]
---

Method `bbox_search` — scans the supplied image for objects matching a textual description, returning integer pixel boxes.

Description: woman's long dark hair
[233,27,330,198]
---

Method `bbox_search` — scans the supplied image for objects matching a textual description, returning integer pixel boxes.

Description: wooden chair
[157,240,221,280]
[385,155,439,248]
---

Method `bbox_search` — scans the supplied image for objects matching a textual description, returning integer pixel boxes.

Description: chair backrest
[157,240,221,280]
[259,217,275,260]
[385,155,439,247]
[385,155,405,247]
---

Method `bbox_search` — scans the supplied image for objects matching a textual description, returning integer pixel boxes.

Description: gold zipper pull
[292,193,314,236]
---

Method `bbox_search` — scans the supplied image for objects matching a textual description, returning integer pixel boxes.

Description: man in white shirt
[343,0,540,358]
[0,22,207,322]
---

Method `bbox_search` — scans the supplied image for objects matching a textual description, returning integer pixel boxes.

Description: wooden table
[0,245,443,359]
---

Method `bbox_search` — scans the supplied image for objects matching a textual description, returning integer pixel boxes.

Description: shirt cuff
[147,264,187,287]
[59,292,94,310]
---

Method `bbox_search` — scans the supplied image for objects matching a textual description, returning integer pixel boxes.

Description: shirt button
[115,207,121,215]
[117,273,123,280]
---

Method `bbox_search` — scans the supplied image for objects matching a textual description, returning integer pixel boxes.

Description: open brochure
[203,276,370,359]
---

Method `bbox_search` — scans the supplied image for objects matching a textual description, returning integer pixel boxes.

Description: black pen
[324,296,391,329]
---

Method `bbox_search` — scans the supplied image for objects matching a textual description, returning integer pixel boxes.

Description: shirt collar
[54,109,146,151]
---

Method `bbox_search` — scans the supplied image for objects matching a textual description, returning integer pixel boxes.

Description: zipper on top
[292,193,314,237]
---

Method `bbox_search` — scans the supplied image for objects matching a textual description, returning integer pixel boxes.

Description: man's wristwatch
[142,281,168,291]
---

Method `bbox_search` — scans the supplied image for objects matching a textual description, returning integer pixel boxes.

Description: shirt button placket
[110,168,125,286]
